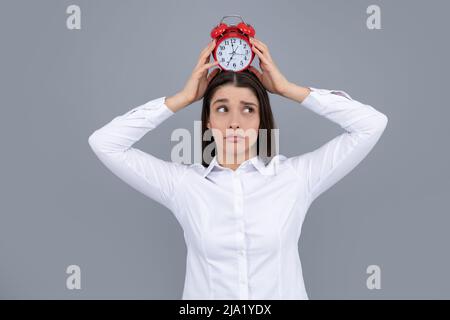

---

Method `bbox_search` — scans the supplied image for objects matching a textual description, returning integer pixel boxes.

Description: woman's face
[207,85,260,162]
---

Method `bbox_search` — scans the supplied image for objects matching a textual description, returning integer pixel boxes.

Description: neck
[217,146,257,171]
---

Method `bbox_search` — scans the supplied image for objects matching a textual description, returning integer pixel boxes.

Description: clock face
[215,37,252,72]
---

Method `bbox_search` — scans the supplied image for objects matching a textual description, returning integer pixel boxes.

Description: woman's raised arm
[88,95,188,212]
[284,83,388,203]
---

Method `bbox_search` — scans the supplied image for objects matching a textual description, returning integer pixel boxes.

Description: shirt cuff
[299,87,354,114]
[123,96,175,124]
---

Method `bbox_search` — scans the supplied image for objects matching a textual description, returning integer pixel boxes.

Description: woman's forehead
[212,86,258,105]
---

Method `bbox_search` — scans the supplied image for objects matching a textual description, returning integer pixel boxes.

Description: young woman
[88,37,388,300]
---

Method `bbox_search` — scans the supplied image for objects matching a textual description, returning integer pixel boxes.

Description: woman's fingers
[196,39,216,68]
[199,39,215,57]
[199,60,219,74]
[251,43,269,65]
[252,38,268,51]
[207,60,220,69]
[250,37,272,61]
[250,37,266,50]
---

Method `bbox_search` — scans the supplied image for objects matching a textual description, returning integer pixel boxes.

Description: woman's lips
[225,136,244,143]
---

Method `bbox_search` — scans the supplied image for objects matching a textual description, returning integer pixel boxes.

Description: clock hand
[228,57,234,65]
[226,47,244,66]
[226,53,234,66]
[227,45,240,61]
[225,42,243,67]
[227,49,238,64]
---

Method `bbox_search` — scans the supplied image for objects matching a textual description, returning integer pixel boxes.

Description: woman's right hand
[180,39,221,105]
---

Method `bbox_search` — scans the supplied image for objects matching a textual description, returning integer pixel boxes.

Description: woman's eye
[216,105,255,113]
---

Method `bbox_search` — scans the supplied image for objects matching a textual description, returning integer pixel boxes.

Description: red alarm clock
[210,15,256,72]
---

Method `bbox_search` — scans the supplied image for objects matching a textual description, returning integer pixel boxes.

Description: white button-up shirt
[88,87,388,300]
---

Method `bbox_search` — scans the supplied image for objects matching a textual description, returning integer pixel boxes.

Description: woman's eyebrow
[212,98,258,106]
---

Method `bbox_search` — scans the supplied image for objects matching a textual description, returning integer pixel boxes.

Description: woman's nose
[229,113,240,129]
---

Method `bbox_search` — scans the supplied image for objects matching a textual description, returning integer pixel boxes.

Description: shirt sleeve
[88,96,187,211]
[286,87,388,204]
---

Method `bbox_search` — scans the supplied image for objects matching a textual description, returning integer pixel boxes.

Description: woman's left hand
[248,37,291,96]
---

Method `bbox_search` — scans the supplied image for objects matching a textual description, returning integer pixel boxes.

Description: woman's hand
[248,37,291,96]
[180,39,221,105]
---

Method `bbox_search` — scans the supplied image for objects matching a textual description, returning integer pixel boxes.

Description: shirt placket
[232,170,248,299]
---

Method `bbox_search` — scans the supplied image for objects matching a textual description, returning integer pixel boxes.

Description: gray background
[0,0,448,299]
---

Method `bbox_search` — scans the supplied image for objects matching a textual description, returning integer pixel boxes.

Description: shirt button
[239,249,245,255]
[240,278,247,284]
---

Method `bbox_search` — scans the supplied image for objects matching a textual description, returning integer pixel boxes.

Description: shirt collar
[201,154,286,178]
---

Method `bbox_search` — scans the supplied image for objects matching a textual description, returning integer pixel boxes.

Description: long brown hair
[200,69,277,167]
